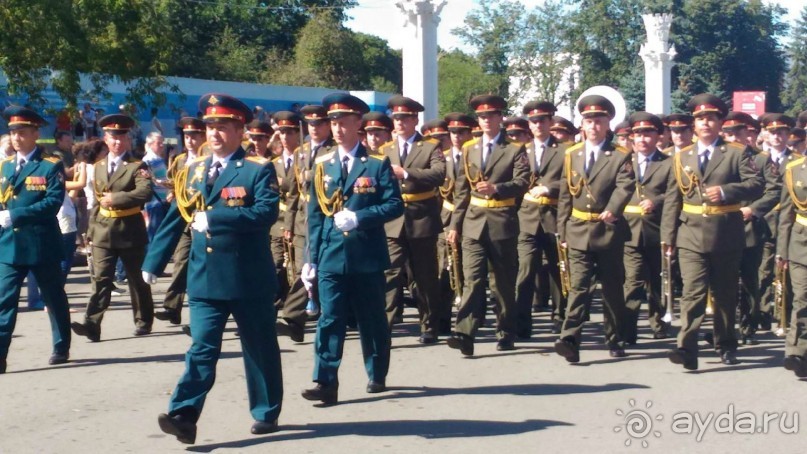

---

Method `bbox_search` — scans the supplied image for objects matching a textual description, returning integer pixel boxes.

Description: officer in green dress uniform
[301,93,403,405]
[0,107,72,373]
[662,113,694,155]
[71,114,155,341]
[662,94,764,370]
[379,95,446,342]
[154,117,208,326]
[142,93,283,443]
[446,95,531,355]
[555,95,635,363]
[776,149,807,378]
[514,101,569,337]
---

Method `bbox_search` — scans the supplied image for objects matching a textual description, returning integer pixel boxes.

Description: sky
[345,0,807,52]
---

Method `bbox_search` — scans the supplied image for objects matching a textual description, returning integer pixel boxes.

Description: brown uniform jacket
[440,148,462,227]
[285,138,335,235]
[450,133,530,241]
[272,154,295,238]
[88,153,153,248]
[763,150,800,244]
[661,138,764,253]
[517,136,567,235]
[777,156,807,264]
[381,133,446,239]
[557,141,635,251]
[624,150,671,248]
[740,150,781,248]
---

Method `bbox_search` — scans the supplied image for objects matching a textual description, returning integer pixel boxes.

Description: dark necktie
[108,161,116,178]
[482,143,492,172]
[454,153,461,176]
[207,161,222,187]
[401,142,409,164]
[638,158,645,182]
[700,150,710,174]
[341,155,349,181]
[310,144,321,167]
[285,157,292,174]
[536,145,543,173]
[586,150,595,176]
[15,158,26,177]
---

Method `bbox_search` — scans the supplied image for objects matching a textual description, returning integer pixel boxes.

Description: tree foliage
[438,50,501,117]
[782,6,807,116]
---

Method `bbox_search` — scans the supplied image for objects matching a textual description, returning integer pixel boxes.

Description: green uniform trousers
[516,229,565,337]
[384,235,441,334]
[162,227,191,312]
[0,262,71,359]
[169,296,283,423]
[677,248,742,355]
[85,245,153,331]
[314,271,389,385]
[623,243,666,341]
[279,234,315,329]
[785,262,807,357]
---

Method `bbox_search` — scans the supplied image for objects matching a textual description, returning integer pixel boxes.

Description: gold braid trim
[0,159,12,205]
[673,152,699,196]
[564,149,592,198]
[785,166,807,212]
[463,148,483,186]
[314,162,342,217]
[173,166,205,223]
[438,178,454,199]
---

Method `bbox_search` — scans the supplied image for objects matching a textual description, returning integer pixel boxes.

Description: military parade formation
[1,88,806,445]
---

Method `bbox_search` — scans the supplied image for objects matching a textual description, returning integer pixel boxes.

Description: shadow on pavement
[187,418,573,451]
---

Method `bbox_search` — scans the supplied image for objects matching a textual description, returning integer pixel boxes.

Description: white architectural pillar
[396,0,446,123]
[639,14,676,115]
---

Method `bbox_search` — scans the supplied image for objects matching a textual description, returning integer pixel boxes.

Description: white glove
[301,263,317,292]
[141,271,158,285]
[529,185,549,198]
[191,211,208,233]
[333,209,358,232]
[0,211,10,228]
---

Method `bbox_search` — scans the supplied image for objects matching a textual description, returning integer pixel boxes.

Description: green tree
[779,7,807,115]
[438,50,502,116]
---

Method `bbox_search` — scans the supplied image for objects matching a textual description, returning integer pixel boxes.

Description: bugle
[82,233,94,279]
[774,261,788,337]
[660,242,676,323]
[555,234,571,298]
[447,239,463,307]
[283,236,296,288]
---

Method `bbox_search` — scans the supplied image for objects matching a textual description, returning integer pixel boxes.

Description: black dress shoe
[624,337,637,346]
[554,338,580,363]
[392,314,404,325]
[653,330,668,340]
[251,419,279,435]
[515,331,531,340]
[302,382,338,405]
[366,380,386,393]
[276,320,304,343]
[48,352,69,365]
[446,334,474,356]
[158,413,197,444]
[133,327,152,336]
[720,350,740,365]
[758,313,772,331]
[418,333,437,344]
[784,355,807,378]
[438,320,452,336]
[155,309,181,325]
[71,322,100,342]
[496,338,515,351]
[182,325,192,337]
[668,348,698,370]
[0,358,6,374]
[551,321,562,335]
[741,334,758,345]
[609,347,627,358]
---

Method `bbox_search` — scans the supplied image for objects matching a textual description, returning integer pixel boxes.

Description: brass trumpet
[447,240,463,307]
[555,234,571,298]
[660,242,676,323]
[774,261,788,337]
[283,236,296,287]
[82,233,94,280]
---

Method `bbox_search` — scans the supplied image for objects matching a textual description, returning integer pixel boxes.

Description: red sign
[732,91,766,118]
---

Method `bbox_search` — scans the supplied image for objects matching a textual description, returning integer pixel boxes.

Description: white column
[396,0,446,123]
[639,14,676,115]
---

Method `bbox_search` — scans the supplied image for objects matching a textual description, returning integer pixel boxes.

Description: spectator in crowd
[142,132,170,242]
[150,107,164,135]
[0,134,12,157]
[55,109,72,134]
[51,131,76,178]
[80,103,97,140]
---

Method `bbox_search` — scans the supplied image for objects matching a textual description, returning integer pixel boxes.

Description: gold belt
[796,214,807,227]
[523,194,558,206]
[571,208,600,221]
[623,205,644,215]
[442,200,455,212]
[682,203,741,216]
[402,190,437,203]
[470,196,516,208]
[99,206,141,218]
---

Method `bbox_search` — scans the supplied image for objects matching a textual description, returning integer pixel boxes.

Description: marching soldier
[246,119,274,159]
[515,101,568,337]
[363,112,393,155]
[621,112,673,343]
[154,117,208,326]
[143,93,283,442]
[788,128,807,155]
[550,117,578,144]
[614,121,632,152]
[301,93,403,404]
[555,95,635,363]
[71,114,155,341]
[0,106,72,373]
[662,94,764,370]
[503,117,532,144]
[446,95,531,355]
[379,96,446,343]
[276,105,334,342]
[662,113,694,155]
[270,114,301,306]
[422,119,451,151]
[727,113,781,345]
[776,146,807,378]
